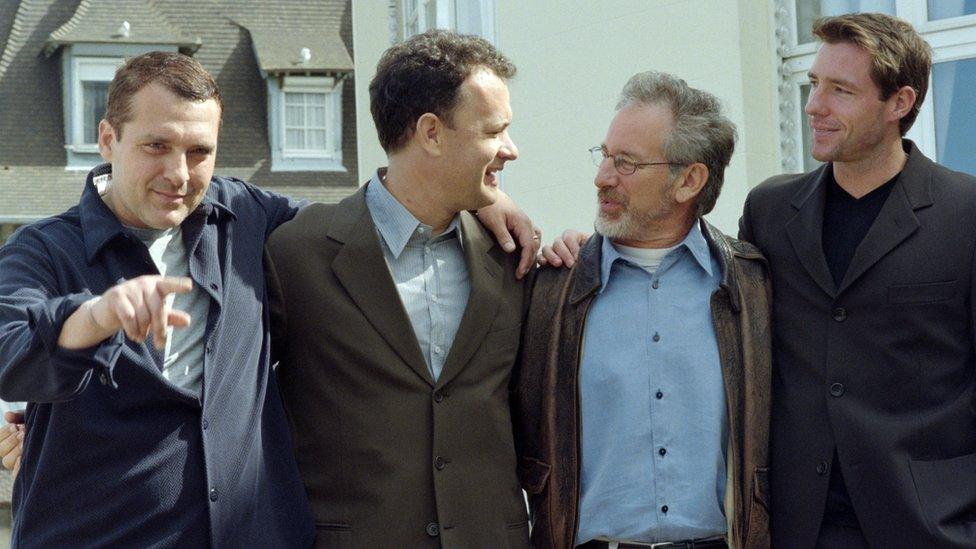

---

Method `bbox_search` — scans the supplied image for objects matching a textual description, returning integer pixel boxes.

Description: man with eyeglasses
[514,71,772,548]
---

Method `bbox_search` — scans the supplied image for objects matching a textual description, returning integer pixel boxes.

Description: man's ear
[415,112,444,156]
[671,163,709,205]
[97,120,116,163]
[888,85,917,125]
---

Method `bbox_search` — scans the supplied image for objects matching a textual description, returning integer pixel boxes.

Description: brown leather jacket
[513,220,772,549]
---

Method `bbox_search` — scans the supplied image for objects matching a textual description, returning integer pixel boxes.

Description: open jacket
[513,219,772,549]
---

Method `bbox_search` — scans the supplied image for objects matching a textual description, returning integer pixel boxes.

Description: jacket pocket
[743,466,771,549]
[518,455,551,495]
[887,280,957,305]
[909,452,976,533]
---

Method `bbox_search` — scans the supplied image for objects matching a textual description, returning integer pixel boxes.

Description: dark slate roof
[43,0,199,56]
[242,23,353,74]
[0,0,359,221]
[0,165,360,222]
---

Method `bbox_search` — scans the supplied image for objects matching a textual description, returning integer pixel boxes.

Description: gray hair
[616,71,737,217]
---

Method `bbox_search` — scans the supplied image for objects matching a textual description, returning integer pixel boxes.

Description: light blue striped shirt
[576,221,727,544]
[364,171,470,382]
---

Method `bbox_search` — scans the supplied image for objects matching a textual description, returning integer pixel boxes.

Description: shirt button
[209,488,219,502]
[816,461,829,475]
[425,521,440,537]
[99,372,109,385]
[209,283,218,291]
[661,505,669,514]
[830,383,845,397]
[433,346,442,355]
[652,280,659,290]
[832,307,847,322]
[658,447,666,457]
[431,294,438,303]
[434,456,448,470]
[655,390,663,400]
[202,419,209,430]
[652,333,660,342]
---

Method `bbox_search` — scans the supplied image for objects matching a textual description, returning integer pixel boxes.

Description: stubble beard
[594,190,675,241]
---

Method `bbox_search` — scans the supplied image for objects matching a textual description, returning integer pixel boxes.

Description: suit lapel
[435,211,503,389]
[786,165,837,298]
[328,188,433,386]
[837,144,931,294]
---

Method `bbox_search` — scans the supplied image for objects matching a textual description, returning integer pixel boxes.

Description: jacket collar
[80,163,236,264]
[570,218,746,312]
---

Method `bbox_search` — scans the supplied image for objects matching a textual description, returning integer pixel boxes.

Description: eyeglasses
[589,146,684,176]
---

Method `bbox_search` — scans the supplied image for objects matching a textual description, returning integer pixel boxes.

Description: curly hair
[369,30,516,153]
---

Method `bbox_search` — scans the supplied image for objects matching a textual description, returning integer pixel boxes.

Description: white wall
[354,0,783,239]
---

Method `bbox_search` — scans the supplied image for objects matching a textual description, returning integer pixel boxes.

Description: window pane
[796,0,895,44]
[83,81,109,144]
[284,92,304,107]
[309,130,326,150]
[309,106,326,127]
[285,105,304,127]
[933,58,976,176]
[928,0,976,21]
[307,92,326,106]
[286,129,304,149]
[426,0,438,30]
[799,84,823,172]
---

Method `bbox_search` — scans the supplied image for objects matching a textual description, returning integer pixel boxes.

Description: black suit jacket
[740,141,976,548]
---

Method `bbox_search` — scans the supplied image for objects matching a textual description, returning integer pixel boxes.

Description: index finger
[155,277,193,296]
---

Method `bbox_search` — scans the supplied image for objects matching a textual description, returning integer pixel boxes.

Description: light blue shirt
[364,171,470,382]
[576,221,728,545]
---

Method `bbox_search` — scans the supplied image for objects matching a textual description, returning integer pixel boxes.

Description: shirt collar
[79,163,236,264]
[364,169,461,259]
[598,219,714,290]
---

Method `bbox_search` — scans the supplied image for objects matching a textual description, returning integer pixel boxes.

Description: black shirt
[820,166,899,527]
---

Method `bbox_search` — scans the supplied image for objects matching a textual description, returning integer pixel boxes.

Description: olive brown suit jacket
[265,183,530,548]
[739,141,976,548]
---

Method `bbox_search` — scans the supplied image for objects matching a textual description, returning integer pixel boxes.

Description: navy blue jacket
[0,164,315,547]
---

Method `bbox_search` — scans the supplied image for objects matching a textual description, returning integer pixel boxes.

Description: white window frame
[70,57,123,153]
[280,76,338,160]
[269,75,345,172]
[774,0,976,172]
[401,0,497,43]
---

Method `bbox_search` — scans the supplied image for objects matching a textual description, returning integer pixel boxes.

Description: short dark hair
[813,13,932,135]
[106,51,223,137]
[369,30,516,153]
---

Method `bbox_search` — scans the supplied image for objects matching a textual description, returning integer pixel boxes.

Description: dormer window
[70,57,123,151]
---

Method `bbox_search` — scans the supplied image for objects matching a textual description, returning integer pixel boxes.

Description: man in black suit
[740,12,976,548]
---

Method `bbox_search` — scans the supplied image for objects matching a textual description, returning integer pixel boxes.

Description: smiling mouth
[152,189,187,203]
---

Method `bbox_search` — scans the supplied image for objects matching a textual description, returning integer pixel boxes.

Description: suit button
[433,391,444,403]
[832,307,847,322]
[830,383,845,397]
[816,461,829,475]
[209,488,219,502]
[425,521,440,537]
[434,456,448,470]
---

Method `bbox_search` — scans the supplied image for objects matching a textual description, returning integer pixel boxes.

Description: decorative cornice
[774,0,798,172]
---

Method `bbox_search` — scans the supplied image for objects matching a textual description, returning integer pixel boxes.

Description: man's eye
[617,159,636,170]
